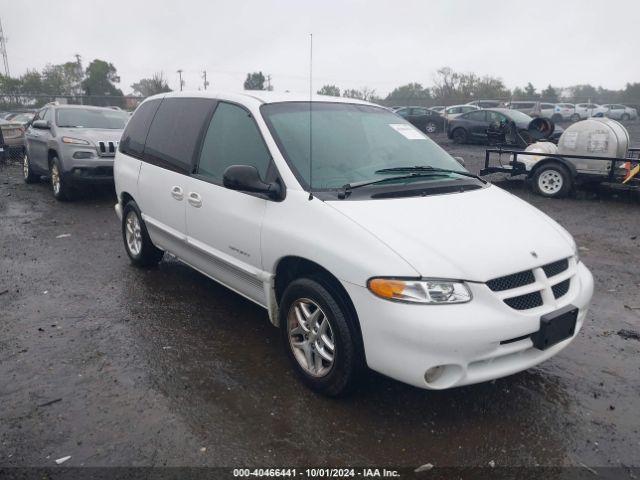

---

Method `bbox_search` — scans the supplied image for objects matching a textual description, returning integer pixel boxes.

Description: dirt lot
[1,125,639,476]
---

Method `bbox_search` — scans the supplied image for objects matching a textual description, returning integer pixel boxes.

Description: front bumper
[344,262,594,390]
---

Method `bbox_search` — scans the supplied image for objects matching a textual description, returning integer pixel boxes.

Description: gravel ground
[0,124,639,476]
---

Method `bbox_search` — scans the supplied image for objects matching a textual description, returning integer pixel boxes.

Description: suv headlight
[367,278,472,304]
[62,136,90,145]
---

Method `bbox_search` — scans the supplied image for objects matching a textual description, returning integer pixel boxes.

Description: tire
[424,121,438,134]
[280,277,363,396]
[49,156,74,201]
[570,113,580,122]
[122,200,164,267]
[621,113,630,121]
[551,114,563,123]
[23,151,39,184]
[532,163,572,198]
[451,128,468,144]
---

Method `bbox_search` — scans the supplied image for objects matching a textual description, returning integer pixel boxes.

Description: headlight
[62,136,90,145]
[367,278,472,304]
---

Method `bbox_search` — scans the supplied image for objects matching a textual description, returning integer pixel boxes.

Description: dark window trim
[190,99,286,202]
[119,98,163,161]
[142,97,216,175]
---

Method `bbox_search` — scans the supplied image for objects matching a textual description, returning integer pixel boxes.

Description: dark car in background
[393,105,445,133]
[447,108,563,145]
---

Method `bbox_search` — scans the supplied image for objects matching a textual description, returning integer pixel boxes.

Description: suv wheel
[50,156,74,201]
[621,113,630,121]
[23,151,39,184]
[122,200,164,267]
[424,121,438,134]
[532,163,572,198]
[451,128,468,144]
[280,277,362,396]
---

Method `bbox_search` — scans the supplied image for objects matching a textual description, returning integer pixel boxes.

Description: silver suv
[23,104,129,200]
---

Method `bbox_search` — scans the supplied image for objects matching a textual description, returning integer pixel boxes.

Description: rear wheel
[280,277,362,396]
[122,200,164,267]
[551,114,563,123]
[23,151,39,184]
[424,121,438,134]
[570,113,580,122]
[451,128,468,144]
[621,113,630,121]
[50,156,74,201]
[532,163,572,198]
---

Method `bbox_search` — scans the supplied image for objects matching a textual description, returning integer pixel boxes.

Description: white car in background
[601,104,638,121]
[574,103,606,120]
[429,106,445,113]
[443,104,480,119]
[553,103,576,122]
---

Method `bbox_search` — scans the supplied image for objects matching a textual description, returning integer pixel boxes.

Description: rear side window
[144,98,216,173]
[120,99,161,158]
[466,111,486,121]
[196,102,271,183]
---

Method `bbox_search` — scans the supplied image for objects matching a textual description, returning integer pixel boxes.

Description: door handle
[170,186,184,201]
[187,192,202,208]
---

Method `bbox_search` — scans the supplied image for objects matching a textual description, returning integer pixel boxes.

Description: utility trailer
[479,117,640,198]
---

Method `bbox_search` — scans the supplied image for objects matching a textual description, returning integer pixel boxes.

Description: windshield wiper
[338,172,451,199]
[375,165,486,182]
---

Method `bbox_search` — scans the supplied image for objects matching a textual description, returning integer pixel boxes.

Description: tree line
[1,58,638,108]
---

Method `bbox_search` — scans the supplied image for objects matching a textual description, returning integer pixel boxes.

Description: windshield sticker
[389,123,426,140]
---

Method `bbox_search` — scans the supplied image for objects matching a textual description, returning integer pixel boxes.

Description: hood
[326,185,575,282]
[58,128,123,145]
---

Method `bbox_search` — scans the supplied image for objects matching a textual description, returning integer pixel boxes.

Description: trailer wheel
[532,163,572,198]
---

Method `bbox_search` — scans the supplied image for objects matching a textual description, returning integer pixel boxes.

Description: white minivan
[114,91,594,396]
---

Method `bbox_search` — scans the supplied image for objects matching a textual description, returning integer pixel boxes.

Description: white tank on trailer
[557,118,630,175]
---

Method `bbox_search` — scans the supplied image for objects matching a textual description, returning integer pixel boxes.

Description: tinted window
[144,98,216,173]
[56,108,129,129]
[487,111,508,123]
[460,106,476,113]
[448,107,461,114]
[196,102,271,183]
[411,108,429,115]
[466,111,486,121]
[120,99,161,158]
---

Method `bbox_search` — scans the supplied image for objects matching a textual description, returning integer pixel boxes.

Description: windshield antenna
[308,33,313,200]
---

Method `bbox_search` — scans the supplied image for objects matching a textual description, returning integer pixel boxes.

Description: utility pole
[177,69,184,91]
[266,74,272,91]
[202,70,209,90]
[0,17,10,77]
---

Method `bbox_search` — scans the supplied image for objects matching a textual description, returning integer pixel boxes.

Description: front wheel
[122,200,164,267]
[570,113,580,122]
[532,163,572,198]
[280,277,362,396]
[621,113,630,121]
[23,151,39,184]
[50,156,74,201]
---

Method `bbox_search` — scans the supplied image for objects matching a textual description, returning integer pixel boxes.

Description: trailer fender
[529,157,577,179]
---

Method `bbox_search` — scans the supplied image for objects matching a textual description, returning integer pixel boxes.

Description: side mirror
[454,156,465,166]
[223,165,282,200]
[32,120,50,130]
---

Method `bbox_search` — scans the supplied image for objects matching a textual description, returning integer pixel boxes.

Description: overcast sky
[2,0,639,96]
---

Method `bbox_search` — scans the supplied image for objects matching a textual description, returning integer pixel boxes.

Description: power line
[0,17,10,77]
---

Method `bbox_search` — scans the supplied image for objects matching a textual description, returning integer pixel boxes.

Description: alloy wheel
[287,298,335,377]
[538,170,563,195]
[425,122,437,133]
[125,211,143,256]
[51,164,61,195]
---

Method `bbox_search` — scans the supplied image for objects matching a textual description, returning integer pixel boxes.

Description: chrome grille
[98,140,118,156]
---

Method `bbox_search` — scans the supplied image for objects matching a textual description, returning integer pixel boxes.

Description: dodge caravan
[114,91,594,396]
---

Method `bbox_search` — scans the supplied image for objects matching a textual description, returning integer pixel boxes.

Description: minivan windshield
[261,102,469,190]
[56,108,129,129]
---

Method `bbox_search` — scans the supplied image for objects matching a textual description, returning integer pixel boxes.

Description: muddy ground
[0,124,639,476]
